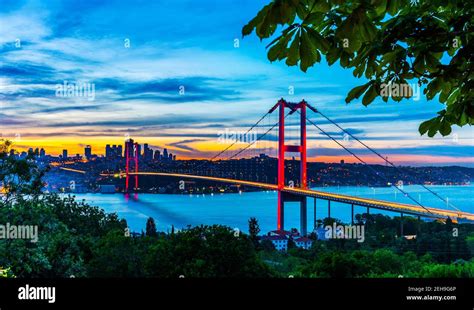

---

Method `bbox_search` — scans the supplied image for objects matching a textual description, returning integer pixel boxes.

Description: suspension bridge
[60,99,474,234]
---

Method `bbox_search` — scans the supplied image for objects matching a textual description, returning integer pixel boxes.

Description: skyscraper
[39,148,45,157]
[163,148,168,161]
[136,144,141,159]
[153,150,160,161]
[85,145,92,159]
[124,139,135,158]
[143,143,152,161]
[105,144,111,158]
[62,149,68,159]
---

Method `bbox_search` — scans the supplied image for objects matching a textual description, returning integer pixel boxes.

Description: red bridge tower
[270,99,313,235]
[124,139,139,192]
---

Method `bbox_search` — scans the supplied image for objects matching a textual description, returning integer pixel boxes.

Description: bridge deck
[96,171,474,222]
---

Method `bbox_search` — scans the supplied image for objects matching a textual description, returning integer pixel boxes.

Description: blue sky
[0,0,472,166]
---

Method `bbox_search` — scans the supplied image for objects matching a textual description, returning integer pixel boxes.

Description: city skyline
[13,139,177,162]
[1,0,473,166]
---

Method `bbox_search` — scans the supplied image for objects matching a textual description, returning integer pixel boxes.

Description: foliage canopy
[243,0,473,136]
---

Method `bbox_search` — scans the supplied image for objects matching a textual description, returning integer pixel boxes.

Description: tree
[248,217,261,240]
[144,225,273,277]
[243,0,473,136]
[287,238,297,249]
[0,139,46,203]
[0,267,14,278]
[466,234,474,256]
[145,217,158,237]
[261,239,276,252]
[87,230,148,277]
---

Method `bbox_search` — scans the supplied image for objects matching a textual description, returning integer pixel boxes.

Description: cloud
[167,139,207,153]
[307,145,474,158]
[0,0,471,165]
[39,113,234,128]
[0,63,58,79]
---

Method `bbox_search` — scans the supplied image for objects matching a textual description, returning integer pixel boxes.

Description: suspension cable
[311,107,460,212]
[184,108,285,174]
[159,109,273,175]
[225,111,290,161]
[299,110,433,214]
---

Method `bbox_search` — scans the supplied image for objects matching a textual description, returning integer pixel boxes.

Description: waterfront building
[293,236,313,249]
[260,235,288,251]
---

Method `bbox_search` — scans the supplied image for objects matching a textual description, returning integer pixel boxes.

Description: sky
[0,0,472,166]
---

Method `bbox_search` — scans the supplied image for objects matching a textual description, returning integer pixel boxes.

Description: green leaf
[439,89,450,103]
[427,118,441,137]
[306,27,330,53]
[326,47,340,65]
[373,0,388,16]
[425,53,440,73]
[353,64,365,78]
[303,13,324,25]
[345,82,371,103]
[426,78,442,100]
[362,84,378,106]
[340,52,350,67]
[279,1,296,24]
[242,4,272,37]
[267,29,295,62]
[418,119,433,135]
[459,112,468,126]
[257,14,272,38]
[310,0,331,13]
[296,2,309,20]
[361,21,377,42]
[299,30,317,72]
[286,31,301,66]
[446,88,460,105]
[268,43,282,62]
[413,54,425,75]
[439,121,452,136]
[387,0,400,16]
[242,23,255,37]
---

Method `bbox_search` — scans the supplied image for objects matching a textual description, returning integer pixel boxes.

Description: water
[72,185,474,234]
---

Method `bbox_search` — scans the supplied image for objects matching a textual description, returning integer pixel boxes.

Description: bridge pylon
[124,139,139,192]
[270,99,310,235]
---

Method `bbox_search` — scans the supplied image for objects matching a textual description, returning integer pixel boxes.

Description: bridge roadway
[87,170,474,222]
